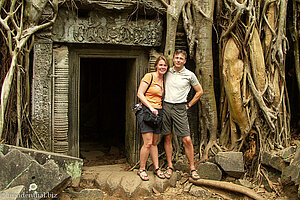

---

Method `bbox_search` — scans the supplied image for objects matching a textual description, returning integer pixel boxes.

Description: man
[162,49,203,180]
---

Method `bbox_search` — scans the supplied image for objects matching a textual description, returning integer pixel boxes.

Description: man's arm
[186,84,203,109]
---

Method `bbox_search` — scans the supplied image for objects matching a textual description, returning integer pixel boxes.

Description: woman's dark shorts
[137,106,162,134]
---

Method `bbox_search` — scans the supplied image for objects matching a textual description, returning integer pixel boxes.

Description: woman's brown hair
[154,55,170,72]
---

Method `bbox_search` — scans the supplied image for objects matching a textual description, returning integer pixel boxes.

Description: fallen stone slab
[215,152,244,178]
[282,147,300,186]
[0,144,83,184]
[189,185,213,199]
[261,151,286,172]
[0,149,71,200]
[0,185,25,200]
[277,147,296,163]
[197,162,222,181]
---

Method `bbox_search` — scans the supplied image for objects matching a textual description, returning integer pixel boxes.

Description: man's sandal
[137,169,149,181]
[164,167,174,179]
[154,168,165,179]
[190,169,200,180]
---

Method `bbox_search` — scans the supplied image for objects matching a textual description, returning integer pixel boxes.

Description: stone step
[80,165,179,198]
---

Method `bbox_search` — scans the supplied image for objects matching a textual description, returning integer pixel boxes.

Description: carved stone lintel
[52,9,163,46]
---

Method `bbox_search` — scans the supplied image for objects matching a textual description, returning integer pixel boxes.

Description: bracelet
[186,103,190,108]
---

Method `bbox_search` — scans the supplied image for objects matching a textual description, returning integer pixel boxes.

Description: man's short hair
[174,49,187,59]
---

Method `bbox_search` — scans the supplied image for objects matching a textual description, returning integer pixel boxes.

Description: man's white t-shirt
[164,67,199,104]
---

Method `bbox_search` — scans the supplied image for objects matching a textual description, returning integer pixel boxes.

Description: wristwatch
[186,103,190,108]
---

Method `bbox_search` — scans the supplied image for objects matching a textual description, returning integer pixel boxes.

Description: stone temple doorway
[68,47,148,166]
[79,58,128,166]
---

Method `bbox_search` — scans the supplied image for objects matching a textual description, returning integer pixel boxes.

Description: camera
[132,103,142,113]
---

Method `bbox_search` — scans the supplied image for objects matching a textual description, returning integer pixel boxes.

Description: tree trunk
[164,0,185,66]
[192,0,220,160]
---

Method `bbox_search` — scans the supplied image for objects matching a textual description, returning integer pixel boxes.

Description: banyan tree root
[189,178,265,200]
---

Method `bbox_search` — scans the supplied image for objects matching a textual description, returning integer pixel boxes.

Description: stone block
[197,162,222,181]
[136,176,155,196]
[119,172,141,198]
[153,174,170,193]
[0,149,71,200]
[106,172,124,195]
[261,151,286,172]
[169,171,179,187]
[215,152,244,178]
[282,148,300,185]
[174,156,190,173]
[95,171,114,190]
[0,144,83,180]
[189,185,212,198]
[278,147,296,160]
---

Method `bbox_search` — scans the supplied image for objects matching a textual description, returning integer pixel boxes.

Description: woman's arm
[137,81,158,115]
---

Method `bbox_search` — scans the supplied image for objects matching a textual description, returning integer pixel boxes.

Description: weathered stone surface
[52,9,163,47]
[80,173,96,188]
[261,151,286,172]
[153,175,170,193]
[294,146,300,162]
[0,144,83,181]
[282,147,300,185]
[106,171,125,195]
[215,152,244,178]
[136,175,155,196]
[95,171,113,190]
[76,189,103,200]
[87,165,179,198]
[169,171,180,187]
[52,45,69,155]
[0,185,25,200]
[0,149,71,200]
[119,172,141,198]
[278,147,296,162]
[174,156,190,173]
[32,40,52,151]
[197,162,222,181]
[189,185,212,198]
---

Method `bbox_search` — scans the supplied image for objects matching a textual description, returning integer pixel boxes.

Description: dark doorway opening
[79,58,128,166]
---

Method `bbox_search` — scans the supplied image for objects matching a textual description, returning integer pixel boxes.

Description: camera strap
[144,74,153,95]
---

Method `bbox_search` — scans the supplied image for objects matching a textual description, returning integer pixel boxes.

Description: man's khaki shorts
[161,102,190,137]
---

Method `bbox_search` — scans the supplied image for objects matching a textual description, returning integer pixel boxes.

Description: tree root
[189,178,265,200]
[200,140,221,162]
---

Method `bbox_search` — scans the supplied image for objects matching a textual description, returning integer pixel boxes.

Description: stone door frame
[68,47,148,164]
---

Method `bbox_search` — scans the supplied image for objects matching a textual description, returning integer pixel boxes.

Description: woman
[136,56,169,181]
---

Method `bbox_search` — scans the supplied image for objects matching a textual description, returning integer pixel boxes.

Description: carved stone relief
[52,45,69,155]
[32,41,53,151]
[52,8,163,46]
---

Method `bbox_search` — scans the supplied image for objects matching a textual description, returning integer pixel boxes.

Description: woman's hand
[150,108,158,115]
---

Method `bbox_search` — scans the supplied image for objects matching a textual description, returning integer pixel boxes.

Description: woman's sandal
[164,167,174,179]
[137,169,149,181]
[154,168,165,179]
[190,169,200,180]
